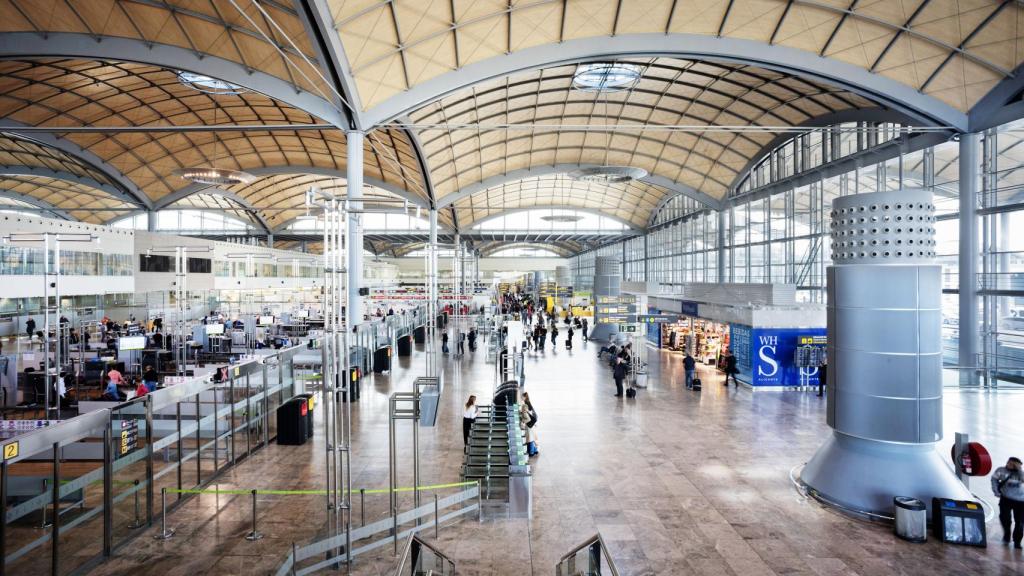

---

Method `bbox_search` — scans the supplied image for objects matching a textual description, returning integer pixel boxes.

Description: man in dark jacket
[724,350,739,386]
[683,352,696,389]
[613,356,627,397]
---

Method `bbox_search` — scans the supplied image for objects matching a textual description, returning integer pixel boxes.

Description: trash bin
[413,325,426,343]
[894,496,927,543]
[343,367,361,402]
[276,397,308,445]
[373,346,392,373]
[397,334,412,356]
[295,393,315,438]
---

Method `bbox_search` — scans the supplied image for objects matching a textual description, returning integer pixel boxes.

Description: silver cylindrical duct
[589,256,621,341]
[556,265,572,307]
[802,190,970,516]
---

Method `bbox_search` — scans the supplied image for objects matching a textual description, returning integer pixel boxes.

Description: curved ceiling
[411,57,876,209]
[452,174,668,229]
[0,0,329,98]
[0,174,133,222]
[0,59,427,206]
[333,0,1021,118]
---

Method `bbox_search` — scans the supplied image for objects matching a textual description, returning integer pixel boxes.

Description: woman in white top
[462,395,478,447]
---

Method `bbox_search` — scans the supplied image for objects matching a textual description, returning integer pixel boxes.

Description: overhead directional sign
[597,315,636,324]
[618,324,638,333]
[637,314,679,324]
[596,304,636,315]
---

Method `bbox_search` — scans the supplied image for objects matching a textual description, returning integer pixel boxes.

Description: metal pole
[477,480,482,522]
[245,489,263,541]
[103,421,112,555]
[959,132,979,386]
[51,442,59,576]
[434,493,439,539]
[53,237,61,421]
[153,488,175,540]
[43,234,51,420]
[128,479,143,529]
[145,398,154,523]
[360,489,365,527]
[176,402,183,499]
[389,398,397,555]
[1,462,7,576]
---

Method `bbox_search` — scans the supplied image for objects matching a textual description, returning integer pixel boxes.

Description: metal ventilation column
[588,256,621,342]
[801,190,971,516]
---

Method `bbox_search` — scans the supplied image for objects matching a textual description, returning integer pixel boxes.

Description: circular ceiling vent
[540,215,584,223]
[572,63,642,92]
[568,166,648,183]
[173,167,257,186]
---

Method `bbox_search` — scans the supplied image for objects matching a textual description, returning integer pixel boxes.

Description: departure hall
[0,1,1022,574]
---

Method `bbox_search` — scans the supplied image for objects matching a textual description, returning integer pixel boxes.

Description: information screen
[118,336,147,351]
[258,315,275,326]
[205,323,225,335]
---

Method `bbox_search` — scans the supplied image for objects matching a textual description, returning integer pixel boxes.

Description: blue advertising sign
[729,324,752,374]
[746,327,827,387]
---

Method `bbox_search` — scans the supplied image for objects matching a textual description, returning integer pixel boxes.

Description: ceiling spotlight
[177,71,249,95]
[568,166,648,183]
[572,63,642,92]
[173,167,257,186]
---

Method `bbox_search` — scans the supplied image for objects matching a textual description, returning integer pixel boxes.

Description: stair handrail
[556,533,619,576]
[393,533,455,576]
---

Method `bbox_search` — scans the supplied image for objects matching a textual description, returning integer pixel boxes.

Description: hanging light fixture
[173,85,256,186]
[572,63,642,92]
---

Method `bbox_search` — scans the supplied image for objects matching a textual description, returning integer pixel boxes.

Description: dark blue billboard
[730,325,826,387]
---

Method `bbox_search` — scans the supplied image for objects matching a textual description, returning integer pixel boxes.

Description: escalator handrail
[556,533,619,576]
[393,533,455,576]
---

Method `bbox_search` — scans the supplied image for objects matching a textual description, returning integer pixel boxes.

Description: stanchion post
[245,489,263,541]
[477,480,482,522]
[153,488,175,540]
[360,489,365,527]
[128,479,143,529]
[434,493,439,539]
[291,541,297,576]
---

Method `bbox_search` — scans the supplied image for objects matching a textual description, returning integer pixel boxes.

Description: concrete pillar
[589,256,622,342]
[802,190,971,516]
[959,132,979,380]
[346,130,364,323]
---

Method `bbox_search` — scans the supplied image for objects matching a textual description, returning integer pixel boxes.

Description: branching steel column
[959,132,979,385]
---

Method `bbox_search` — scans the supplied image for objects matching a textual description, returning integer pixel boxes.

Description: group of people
[524,311,588,353]
[462,391,539,456]
[100,364,161,402]
[442,327,477,356]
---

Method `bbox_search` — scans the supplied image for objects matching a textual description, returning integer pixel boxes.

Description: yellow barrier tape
[163,481,476,497]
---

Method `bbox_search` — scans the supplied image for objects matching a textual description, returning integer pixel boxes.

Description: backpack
[626,387,636,399]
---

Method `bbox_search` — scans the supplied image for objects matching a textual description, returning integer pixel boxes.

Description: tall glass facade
[569,120,1024,386]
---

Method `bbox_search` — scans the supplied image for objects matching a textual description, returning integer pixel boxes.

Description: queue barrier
[0,343,308,576]
[275,482,481,576]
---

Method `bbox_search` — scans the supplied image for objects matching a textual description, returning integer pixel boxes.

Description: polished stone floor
[85,323,1023,575]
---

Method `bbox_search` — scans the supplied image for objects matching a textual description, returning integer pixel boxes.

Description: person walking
[723,350,739,386]
[442,331,450,354]
[550,324,559,350]
[566,326,574,350]
[25,317,35,338]
[817,356,828,397]
[613,356,627,397]
[539,326,547,350]
[683,352,696,389]
[462,395,478,448]
[993,456,1024,548]
[457,331,466,356]
[581,317,589,341]
[468,328,477,351]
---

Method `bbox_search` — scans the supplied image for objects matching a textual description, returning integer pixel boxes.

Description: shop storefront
[648,289,825,389]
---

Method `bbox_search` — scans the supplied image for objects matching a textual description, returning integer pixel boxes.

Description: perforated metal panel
[829,190,936,264]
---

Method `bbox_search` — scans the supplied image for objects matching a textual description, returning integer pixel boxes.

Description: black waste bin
[276,397,308,445]
[343,367,361,402]
[295,393,315,438]
[397,334,412,356]
[373,346,392,373]
[413,325,426,344]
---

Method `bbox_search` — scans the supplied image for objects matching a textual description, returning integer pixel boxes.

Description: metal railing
[275,483,480,576]
[0,343,307,576]
[393,533,455,576]
[555,534,619,576]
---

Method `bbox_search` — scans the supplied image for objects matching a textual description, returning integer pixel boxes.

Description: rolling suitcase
[692,378,702,391]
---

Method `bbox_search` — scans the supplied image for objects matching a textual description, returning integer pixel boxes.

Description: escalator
[555,534,619,576]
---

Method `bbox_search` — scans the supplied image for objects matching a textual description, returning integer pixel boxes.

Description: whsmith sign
[731,325,827,387]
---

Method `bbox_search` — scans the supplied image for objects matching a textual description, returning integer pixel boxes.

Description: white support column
[428,208,439,376]
[147,211,157,232]
[346,131,364,324]
[959,132,979,385]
